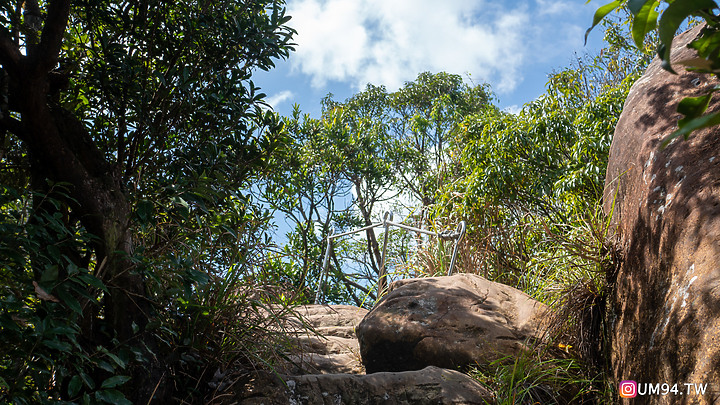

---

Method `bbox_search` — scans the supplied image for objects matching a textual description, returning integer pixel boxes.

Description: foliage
[0,185,133,404]
[0,0,296,402]
[470,346,601,405]
[262,73,494,306]
[427,20,650,403]
[430,65,634,293]
[588,0,720,143]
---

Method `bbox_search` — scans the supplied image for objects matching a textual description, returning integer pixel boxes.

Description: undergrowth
[470,344,600,405]
[420,199,618,404]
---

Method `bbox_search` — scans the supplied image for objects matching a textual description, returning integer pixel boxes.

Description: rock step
[279,304,367,375]
[238,366,494,405]
[284,352,364,375]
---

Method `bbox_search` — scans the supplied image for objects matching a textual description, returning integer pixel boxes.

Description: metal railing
[314,211,466,304]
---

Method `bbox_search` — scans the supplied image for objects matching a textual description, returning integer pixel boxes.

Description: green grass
[469,345,603,405]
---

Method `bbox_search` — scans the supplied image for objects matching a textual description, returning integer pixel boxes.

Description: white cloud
[286,0,529,93]
[535,0,581,16]
[503,104,522,115]
[265,90,295,110]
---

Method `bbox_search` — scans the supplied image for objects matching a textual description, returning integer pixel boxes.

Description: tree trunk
[18,67,149,342]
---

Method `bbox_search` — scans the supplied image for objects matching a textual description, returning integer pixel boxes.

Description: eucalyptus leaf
[676,93,713,119]
[629,0,654,15]
[632,0,660,49]
[586,1,623,45]
[663,110,720,147]
[658,0,717,67]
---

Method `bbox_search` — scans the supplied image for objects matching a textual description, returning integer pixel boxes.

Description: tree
[431,36,645,287]
[0,0,294,402]
[264,73,493,305]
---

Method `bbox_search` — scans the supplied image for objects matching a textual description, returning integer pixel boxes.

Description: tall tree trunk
[17,62,149,343]
[0,0,151,342]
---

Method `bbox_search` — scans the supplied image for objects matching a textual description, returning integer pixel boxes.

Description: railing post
[447,221,466,276]
[314,228,334,304]
[378,211,393,297]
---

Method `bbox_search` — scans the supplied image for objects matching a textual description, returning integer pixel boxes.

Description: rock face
[356,274,549,373]
[281,305,367,375]
[604,24,720,403]
[237,366,495,405]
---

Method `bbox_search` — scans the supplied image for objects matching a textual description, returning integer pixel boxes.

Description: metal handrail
[314,211,466,304]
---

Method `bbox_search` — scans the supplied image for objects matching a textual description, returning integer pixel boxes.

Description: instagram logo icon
[620,380,637,398]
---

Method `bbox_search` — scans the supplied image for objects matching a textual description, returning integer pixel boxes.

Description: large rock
[237,366,495,405]
[356,274,549,373]
[281,305,367,375]
[604,24,720,403]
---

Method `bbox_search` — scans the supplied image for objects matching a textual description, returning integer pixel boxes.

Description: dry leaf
[33,281,60,302]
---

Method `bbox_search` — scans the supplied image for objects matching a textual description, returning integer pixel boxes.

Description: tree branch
[31,0,71,75]
[0,28,21,77]
[0,114,22,138]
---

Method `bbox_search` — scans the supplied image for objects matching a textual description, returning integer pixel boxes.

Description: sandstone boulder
[281,304,367,375]
[604,24,720,403]
[356,274,549,373]
[237,366,495,405]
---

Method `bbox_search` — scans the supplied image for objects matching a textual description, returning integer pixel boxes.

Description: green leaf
[68,375,83,397]
[79,372,95,389]
[43,339,72,352]
[687,31,720,69]
[47,244,62,261]
[677,93,712,120]
[79,273,108,293]
[95,389,132,405]
[632,1,660,49]
[658,0,717,67]
[56,286,83,314]
[663,110,720,147]
[105,352,127,369]
[41,266,59,282]
[100,375,130,389]
[586,1,622,45]
[186,269,210,285]
[629,0,653,15]
[136,199,154,224]
[97,360,115,373]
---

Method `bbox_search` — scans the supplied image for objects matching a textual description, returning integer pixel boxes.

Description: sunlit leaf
[677,93,712,119]
[658,0,717,68]
[632,0,660,49]
[663,110,720,147]
[585,1,622,45]
[629,0,653,15]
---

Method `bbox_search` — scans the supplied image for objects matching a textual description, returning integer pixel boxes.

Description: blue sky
[254,0,609,117]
